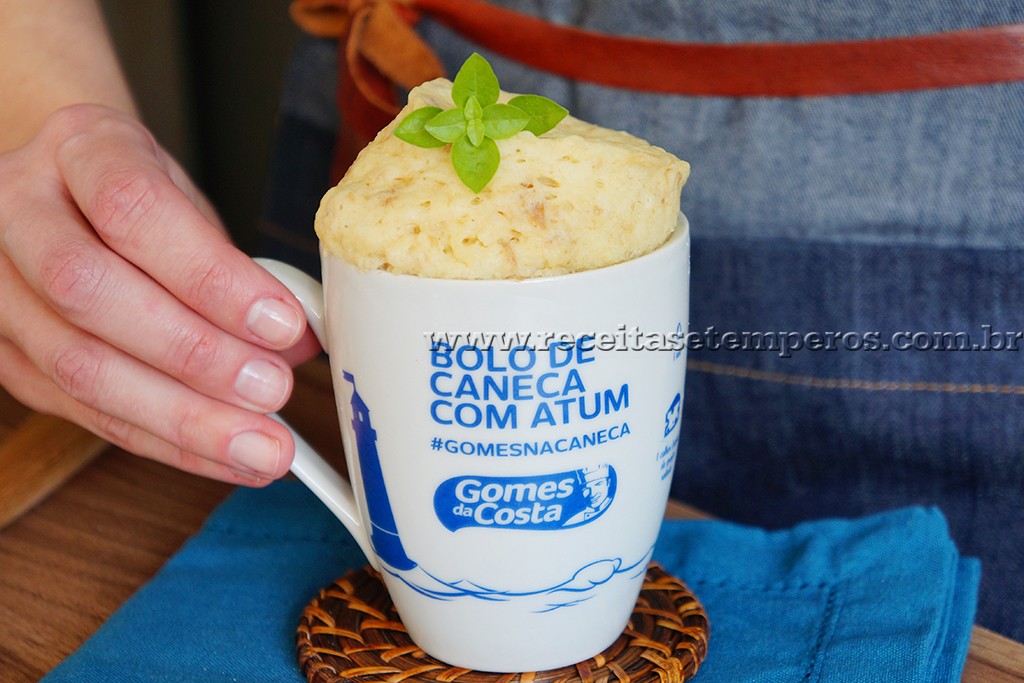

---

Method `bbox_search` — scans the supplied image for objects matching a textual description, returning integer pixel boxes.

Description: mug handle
[254,258,379,571]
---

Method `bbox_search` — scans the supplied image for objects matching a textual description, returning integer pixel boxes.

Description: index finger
[56,113,306,350]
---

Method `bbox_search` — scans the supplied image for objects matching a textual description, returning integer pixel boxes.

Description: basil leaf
[464,95,483,122]
[451,136,499,193]
[464,96,484,145]
[451,52,500,109]
[466,117,485,146]
[508,95,568,136]
[424,108,467,143]
[393,106,446,147]
[483,103,529,139]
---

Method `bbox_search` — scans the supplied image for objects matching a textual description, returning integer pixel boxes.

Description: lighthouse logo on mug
[434,465,617,531]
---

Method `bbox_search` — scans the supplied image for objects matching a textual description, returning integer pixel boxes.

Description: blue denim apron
[259,1,1024,640]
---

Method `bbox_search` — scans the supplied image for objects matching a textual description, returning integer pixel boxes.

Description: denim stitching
[689,359,1024,395]
[204,523,340,544]
[803,584,842,682]
[687,577,831,592]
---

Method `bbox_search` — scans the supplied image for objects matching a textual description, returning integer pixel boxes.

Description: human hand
[0,104,321,485]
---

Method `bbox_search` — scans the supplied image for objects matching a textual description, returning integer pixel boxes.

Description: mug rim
[320,212,689,286]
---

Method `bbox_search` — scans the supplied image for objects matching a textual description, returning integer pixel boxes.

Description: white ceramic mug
[256,214,690,672]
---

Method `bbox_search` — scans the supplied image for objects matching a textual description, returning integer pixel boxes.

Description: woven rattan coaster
[297,562,709,683]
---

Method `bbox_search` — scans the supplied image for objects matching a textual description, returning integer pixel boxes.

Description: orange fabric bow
[290,0,444,115]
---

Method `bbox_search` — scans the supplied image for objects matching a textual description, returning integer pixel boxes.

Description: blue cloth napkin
[44,481,979,682]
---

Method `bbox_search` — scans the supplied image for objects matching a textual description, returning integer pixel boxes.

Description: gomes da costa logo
[434,466,616,531]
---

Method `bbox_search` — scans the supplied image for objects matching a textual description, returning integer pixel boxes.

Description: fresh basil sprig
[394,53,568,193]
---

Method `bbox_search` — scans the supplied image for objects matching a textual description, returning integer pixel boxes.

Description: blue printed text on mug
[428,338,630,430]
[434,466,617,531]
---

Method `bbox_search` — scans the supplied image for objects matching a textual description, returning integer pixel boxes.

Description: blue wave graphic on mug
[434,467,617,531]
[381,548,653,612]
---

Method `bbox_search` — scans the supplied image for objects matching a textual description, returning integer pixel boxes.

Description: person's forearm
[0,0,136,152]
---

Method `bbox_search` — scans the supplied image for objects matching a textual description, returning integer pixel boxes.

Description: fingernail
[246,298,302,347]
[228,431,281,476]
[235,359,290,410]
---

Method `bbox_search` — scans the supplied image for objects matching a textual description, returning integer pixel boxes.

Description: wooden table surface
[1,358,1022,682]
